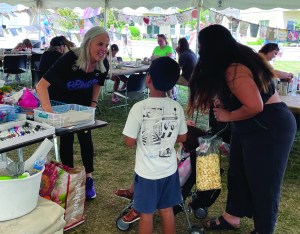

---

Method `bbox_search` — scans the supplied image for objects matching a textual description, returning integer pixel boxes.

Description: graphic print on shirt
[66,72,99,91]
[141,106,178,158]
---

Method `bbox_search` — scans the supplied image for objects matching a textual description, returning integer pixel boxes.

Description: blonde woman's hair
[73,26,109,73]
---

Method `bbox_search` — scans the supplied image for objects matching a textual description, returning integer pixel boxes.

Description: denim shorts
[133,171,182,214]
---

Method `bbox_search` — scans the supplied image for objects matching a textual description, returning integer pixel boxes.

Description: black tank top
[225,80,275,112]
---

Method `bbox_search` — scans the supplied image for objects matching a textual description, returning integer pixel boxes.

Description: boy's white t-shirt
[123,97,188,180]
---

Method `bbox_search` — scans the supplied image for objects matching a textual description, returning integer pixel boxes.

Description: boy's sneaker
[122,208,140,223]
[86,177,96,200]
[114,189,133,200]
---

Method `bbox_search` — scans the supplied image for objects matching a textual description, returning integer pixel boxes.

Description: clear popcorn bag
[196,136,222,191]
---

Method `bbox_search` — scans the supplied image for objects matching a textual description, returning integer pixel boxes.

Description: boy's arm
[176,133,187,143]
[125,136,136,147]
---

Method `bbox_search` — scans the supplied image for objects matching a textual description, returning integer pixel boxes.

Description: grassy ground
[8,61,300,233]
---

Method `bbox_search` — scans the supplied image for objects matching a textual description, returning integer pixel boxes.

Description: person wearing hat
[121,57,187,232]
[39,36,65,76]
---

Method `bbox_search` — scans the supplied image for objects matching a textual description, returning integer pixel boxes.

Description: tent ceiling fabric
[0,0,198,10]
[1,0,300,10]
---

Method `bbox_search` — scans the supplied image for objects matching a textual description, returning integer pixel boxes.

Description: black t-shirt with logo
[43,50,109,106]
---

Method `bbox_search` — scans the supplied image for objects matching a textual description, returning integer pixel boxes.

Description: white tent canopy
[1,0,299,10]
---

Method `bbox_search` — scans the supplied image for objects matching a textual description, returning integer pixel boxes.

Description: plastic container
[0,104,17,123]
[34,104,95,128]
[0,167,44,221]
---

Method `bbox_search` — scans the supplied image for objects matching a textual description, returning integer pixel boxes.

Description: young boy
[122,57,188,233]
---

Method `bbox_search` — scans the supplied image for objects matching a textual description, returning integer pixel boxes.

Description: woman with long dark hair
[188,24,296,233]
[175,37,197,86]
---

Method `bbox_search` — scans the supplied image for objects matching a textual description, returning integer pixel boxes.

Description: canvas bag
[196,136,222,191]
[39,162,86,231]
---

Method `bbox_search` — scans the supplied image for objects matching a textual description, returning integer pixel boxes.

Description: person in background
[22,39,32,50]
[109,44,128,103]
[259,43,293,80]
[109,24,117,44]
[12,42,25,53]
[188,24,296,233]
[36,26,110,200]
[5,40,31,83]
[151,34,174,60]
[151,34,176,100]
[60,35,76,52]
[175,37,197,86]
[122,57,187,233]
[121,24,131,53]
[39,36,65,76]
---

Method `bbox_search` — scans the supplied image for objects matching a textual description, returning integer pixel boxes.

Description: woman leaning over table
[188,25,296,233]
[151,34,176,99]
[36,26,109,200]
[259,43,293,80]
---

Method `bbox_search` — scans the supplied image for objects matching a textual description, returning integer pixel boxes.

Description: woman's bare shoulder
[226,63,252,81]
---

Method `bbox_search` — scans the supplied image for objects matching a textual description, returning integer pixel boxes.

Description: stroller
[115,125,228,233]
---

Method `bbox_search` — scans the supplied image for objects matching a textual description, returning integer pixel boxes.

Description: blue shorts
[133,171,182,214]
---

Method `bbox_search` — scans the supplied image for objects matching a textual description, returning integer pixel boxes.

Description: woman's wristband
[91,100,98,104]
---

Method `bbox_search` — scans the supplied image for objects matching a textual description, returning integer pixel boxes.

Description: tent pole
[104,0,108,29]
[195,0,203,55]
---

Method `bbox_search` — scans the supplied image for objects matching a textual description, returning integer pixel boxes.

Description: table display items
[0,104,17,123]
[0,120,55,149]
[196,136,222,191]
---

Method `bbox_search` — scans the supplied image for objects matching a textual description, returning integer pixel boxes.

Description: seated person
[12,42,25,53]
[22,39,33,51]
[151,34,177,100]
[39,36,65,76]
[109,44,128,103]
[175,37,197,86]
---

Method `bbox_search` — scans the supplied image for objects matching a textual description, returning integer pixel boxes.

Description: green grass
[273,61,300,73]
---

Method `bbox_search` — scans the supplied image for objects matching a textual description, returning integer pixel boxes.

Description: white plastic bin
[34,104,95,128]
[0,167,44,221]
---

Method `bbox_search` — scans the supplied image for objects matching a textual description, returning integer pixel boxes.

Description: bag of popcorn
[196,136,222,191]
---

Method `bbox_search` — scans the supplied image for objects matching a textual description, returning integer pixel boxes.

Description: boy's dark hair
[149,57,180,92]
[111,44,119,52]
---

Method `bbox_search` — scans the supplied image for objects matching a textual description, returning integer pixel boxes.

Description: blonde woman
[36,26,110,200]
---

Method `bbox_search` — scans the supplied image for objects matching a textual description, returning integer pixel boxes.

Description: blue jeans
[226,102,296,234]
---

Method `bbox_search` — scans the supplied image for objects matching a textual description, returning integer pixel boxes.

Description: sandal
[205,215,239,230]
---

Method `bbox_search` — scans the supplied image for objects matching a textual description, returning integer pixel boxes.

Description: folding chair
[3,55,28,84]
[111,73,148,114]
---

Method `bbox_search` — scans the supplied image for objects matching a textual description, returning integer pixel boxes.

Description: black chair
[3,55,28,83]
[112,73,148,113]
[30,54,43,88]
[30,53,42,69]
[31,61,43,88]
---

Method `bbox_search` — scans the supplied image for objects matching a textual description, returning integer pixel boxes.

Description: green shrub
[129,26,141,40]
[246,38,264,46]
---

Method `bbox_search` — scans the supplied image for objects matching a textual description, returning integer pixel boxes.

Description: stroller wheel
[194,207,208,219]
[189,225,205,234]
[116,216,130,231]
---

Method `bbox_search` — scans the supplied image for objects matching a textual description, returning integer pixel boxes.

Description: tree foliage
[295,21,300,30]
[56,8,79,30]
